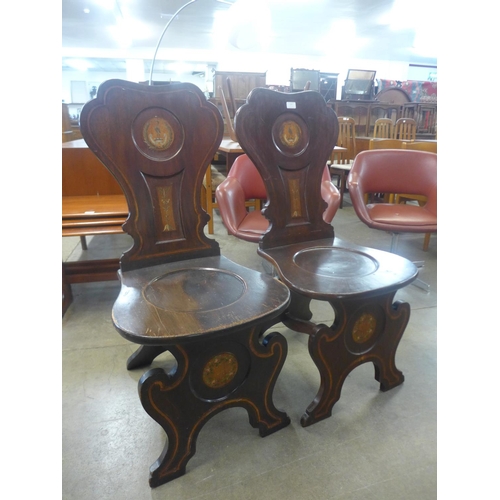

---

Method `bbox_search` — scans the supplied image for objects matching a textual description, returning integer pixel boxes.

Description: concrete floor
[62,196,437,499]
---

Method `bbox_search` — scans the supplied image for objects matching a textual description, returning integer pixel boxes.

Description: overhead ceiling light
[224,0,272,51]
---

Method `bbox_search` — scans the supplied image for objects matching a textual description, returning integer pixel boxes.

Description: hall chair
[79,80,291,488]
[373,117,394,139]
[393,117,417,141]
[235,87,418,427]
[328,116,356,208]
[348,149,437,289]
[215,153,340,243]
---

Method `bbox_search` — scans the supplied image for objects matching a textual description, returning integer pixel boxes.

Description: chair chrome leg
[412,261,430,291]
[391,236,430,292]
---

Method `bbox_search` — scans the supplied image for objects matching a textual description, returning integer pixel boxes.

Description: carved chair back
[234,88,339,249]
[80,80,223,271]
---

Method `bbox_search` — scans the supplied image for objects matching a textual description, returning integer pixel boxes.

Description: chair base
[391,234,432,292]
[129,326,290,487]
[284,290,409,427]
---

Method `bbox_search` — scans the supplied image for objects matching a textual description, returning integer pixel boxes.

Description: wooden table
[217,138,244,173]
[62,139,125,315]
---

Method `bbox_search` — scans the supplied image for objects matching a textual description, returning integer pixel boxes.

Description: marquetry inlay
[143,117,174,151]
[288,178,302,218]
[279,120,302,149]
[202,352,238,388]
[352,313,377,344]
[157,185,176,232]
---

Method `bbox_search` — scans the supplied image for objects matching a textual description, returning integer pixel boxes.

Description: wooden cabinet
[214,71,266,102]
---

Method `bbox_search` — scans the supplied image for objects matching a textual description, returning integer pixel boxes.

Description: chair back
[336,116,357,162]
[235,88,339,249]
[79,79,223,271]
[403,141,437,153]
[369,138,406,150]
[373,118,394,138]
[393,118,417,141]
[349,150,437,215]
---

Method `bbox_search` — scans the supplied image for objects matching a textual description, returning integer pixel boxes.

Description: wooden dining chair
[393,117,417,141]
[329,116,357,208]
[373,117,394,138]
[79,80,291,488]
[403,140,437,153]
[235,88,418,428]
[201,163,227,234]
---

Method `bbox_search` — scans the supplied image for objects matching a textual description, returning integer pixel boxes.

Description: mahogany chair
[235,88,418,427]
[215,154,340,243]
[329,116,356,208]
[373,117,394,138]
[79,80,291,487]
[393,117,417,141]
[348,149,437,288]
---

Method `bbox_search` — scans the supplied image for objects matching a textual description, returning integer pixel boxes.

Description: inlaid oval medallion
[271,113,309,159]
[143,117,174,151]
[202,352,239,388]
[279,120,302,148]
[132,107,184,164]
[352,313,377,344]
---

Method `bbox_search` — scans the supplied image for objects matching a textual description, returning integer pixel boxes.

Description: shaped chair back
[80,80,223,271]
[235,88,339,249]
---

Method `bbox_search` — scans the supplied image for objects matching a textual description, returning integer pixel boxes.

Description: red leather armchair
[216,154,340,242]
[348,149,437,251]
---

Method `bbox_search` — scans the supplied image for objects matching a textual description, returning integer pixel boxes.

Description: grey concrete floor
[62,196,437,499]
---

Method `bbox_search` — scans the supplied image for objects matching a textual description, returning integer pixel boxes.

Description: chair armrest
[321,180,341,223]
[215,177,249,235]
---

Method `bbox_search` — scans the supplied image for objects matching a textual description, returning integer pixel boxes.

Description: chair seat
[367,203,437,228]
[113,255,290,343]
[259,238,418,301]
[235,211,269,241]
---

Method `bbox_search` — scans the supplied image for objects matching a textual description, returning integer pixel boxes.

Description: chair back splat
[79,80,291,487]
[80,80,221,272]
[235,88,339,249]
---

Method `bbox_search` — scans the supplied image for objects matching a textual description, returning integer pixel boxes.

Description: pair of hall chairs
[80,80,422,488]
